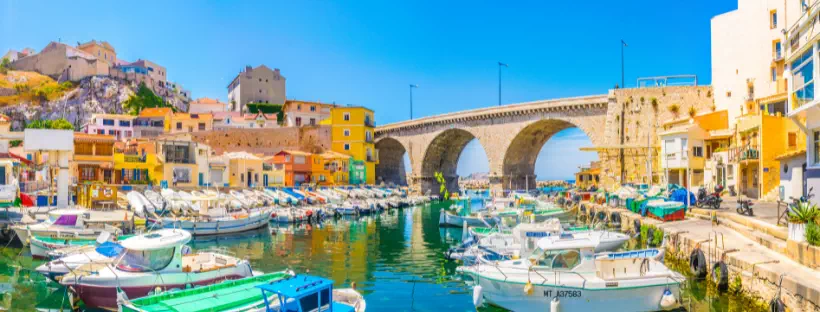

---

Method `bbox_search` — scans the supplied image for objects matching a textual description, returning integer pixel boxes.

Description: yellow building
[329,106,376,184]
[732,107,805,199]
[262,156,285,187]
[155,138,199,188]
[170,112,214,134]
[113,139,163,185]
[224,151,263,188]
[72,133,116,184]
[135,107,174,137]
[311,151,350,186]
[574,161,600,190]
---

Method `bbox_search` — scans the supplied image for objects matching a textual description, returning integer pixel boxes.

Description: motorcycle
[697,185,724,210]
[736,197,754,216]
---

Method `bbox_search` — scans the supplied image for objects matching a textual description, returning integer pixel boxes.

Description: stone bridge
[375,94,610,194]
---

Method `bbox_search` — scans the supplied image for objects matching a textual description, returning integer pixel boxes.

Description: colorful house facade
[273,150,312,186]
[113,139,162,185]
[329,106,376,184]
[72,133,116,184]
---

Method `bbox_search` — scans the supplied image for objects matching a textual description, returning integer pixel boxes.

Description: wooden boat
[12,209,122,245]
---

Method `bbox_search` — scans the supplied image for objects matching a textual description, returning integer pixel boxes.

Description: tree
[0,57,10,75]
[122,82,171,115]
[25,118,75,130]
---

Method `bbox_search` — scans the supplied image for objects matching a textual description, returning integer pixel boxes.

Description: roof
[256,275,335,299]
[223,151,262,160]
[74,133,116,142]
[191,97,226,106]
[173,113,213,121]
[120,229,191,251]
[775,149,806,160]
[77,40,115,52]
[278,150,311,157]
[212,112,243,120]
[93,113,136,120]
[331,105,374,113]
[320,151,351,160]
[139,107,173,118]
[283,99,337,111]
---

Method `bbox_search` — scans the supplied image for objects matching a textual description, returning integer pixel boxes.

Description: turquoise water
[0,201,764,311]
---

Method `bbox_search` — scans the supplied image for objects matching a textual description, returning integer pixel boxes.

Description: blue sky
[1,0,735,179]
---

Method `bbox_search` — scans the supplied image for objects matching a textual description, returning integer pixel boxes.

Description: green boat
[119,271,367,312]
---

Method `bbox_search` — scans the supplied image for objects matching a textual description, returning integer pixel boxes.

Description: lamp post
[621,40,628,88]
[409,84,418,119]
[498,62,508,106]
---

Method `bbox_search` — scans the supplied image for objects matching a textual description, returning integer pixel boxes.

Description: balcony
[124,155,146,163]
[729,146,760,163]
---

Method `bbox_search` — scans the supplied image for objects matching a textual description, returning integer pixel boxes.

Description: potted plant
[788,202,819,242]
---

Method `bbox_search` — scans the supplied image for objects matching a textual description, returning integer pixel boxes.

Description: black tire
[633,219,641,235]
[580,204,587,213]
[689,249,707,278]
[769,297,785,312]
[647,228,655,246]
[737,207,744,214]
[712,262,729,291]
[610,212,622,225]
[712,201,720,210]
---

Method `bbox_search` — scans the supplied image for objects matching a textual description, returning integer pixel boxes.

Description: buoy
[523,280,534,295]
[550,297,560,312]
[689,248,707,278]
[712,261,729,291]
[659,289,678,310]
[472,285,484,307]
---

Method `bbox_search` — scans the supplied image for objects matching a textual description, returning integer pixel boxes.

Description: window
[125,130,132,137]
[528,248,581,270]
[310,106,316,112]
[770,10,777,29]
[259,89,262,93]
[792,48,814,108]
[240,173,244,182]
[119,120,131,127]
[108,130,116,135]
[774,41,782,59]
[692,146,703,158]
[295,117,302,126]
[343,113,350,121]
[310,118,316,125]
[97,129,104,135]
[789,132,797,148]
[198,123,206,131]
[344,129,350,136]
[118,247,174,272]
[366,131,372,142]
[803,0,809,13]
[102,119,115,126]
[772,67,777,82]
[344,144,350,151]
[176,122,182,130]
[285,155,291,162]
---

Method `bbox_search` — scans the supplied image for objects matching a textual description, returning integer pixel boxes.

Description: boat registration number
[543,290,582,298]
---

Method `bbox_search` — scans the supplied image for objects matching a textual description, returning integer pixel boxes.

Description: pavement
[701,195,789,227]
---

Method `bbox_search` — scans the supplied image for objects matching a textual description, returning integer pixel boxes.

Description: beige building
[12,42,109,81]
[2,48,35,63]
[77,40,116,66]
[284,100,334,127]
[227,65,286,113]
[189,97,228,113]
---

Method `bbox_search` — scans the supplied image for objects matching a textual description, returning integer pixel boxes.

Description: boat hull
[475,277,680,312]
[439,213,496,228]
[156,212,270,235]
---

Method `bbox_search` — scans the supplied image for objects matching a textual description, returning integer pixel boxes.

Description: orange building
[272,150,312,186]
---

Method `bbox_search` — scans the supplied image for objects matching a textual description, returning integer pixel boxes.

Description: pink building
[83,114,136,141]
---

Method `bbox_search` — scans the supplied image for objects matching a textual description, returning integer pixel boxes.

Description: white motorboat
[35,240,125,282]
[60,229,254,309]
[13,209,121,245]
[438,207,497,228]
[458,236,683,312]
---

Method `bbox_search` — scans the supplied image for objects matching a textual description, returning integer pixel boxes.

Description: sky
[1,0,736,179]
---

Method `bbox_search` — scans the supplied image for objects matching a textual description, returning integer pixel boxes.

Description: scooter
[697,185,724,209]
[736,196,754,216]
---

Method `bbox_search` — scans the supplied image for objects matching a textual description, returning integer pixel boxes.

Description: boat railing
[483,262,589,289]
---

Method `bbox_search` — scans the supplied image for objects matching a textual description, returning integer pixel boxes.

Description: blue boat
[257,274,366,312]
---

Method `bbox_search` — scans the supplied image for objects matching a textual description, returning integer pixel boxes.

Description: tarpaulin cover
[95,242,124,258]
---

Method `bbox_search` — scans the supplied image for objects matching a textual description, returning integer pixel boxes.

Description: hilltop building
[283,100,334,127]
[227,65,286,113]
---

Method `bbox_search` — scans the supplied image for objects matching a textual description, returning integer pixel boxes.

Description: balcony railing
[729,146,759,162]
[124,155,146,163]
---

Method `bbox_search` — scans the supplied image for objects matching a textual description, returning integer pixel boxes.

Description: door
[264,174,269,187]
[198,172,204,186]
[247,171,252,187]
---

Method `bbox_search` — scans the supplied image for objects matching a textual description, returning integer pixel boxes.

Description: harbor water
[0,201,766,311]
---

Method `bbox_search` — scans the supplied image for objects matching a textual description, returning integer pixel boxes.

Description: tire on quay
[689,248,707,278]
[609,212,622,226]
[711,261,729,291]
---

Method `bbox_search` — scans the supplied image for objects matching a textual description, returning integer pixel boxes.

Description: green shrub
[807,222,820,246]
[788,202,819,224]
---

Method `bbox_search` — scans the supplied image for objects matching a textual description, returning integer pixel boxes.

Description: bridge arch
[375,137,409,186]
[420,128,486,195]
[501,118,596,190]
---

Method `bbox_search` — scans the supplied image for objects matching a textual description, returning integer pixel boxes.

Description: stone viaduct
[374,94,610,194]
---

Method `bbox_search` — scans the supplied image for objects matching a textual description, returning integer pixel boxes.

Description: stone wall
[599,86,714,188]
[182,126,331,156]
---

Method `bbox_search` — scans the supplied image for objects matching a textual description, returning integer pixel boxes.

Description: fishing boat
[118,272,366,312]
[458,236,683,312]
[29,231,130,259]
[12,209,122,245]
[60,229,254,309]
[438,207,497,228]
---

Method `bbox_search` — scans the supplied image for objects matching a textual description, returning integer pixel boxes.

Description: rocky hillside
[0,70,189,130]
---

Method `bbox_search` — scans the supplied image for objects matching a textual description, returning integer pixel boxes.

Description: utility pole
[498,62,508,106]
[409,84,418,119]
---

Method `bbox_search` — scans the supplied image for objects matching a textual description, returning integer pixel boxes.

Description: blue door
[264,174,269,187]
[198,173,204,186]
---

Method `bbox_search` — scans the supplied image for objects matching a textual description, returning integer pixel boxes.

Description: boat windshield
[48,214,78,226]
[529,248,582,270]
[117,247,176,272]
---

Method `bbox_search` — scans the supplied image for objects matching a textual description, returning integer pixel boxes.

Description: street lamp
[409,84,419,119]
[498,62,508,106]
[621,40,628,88]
